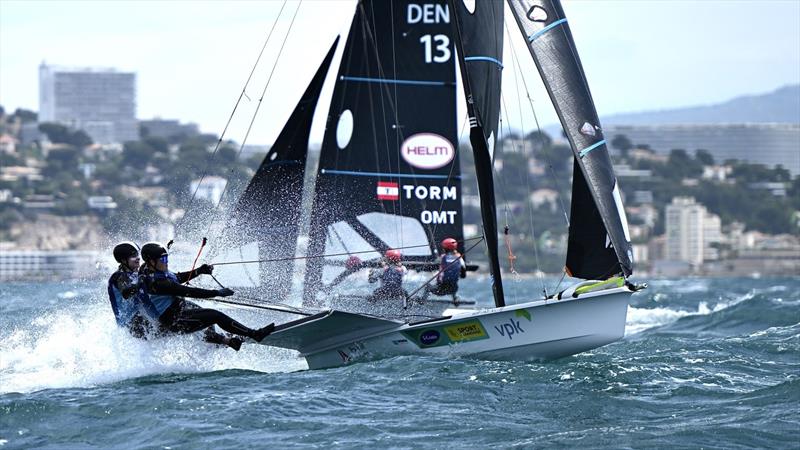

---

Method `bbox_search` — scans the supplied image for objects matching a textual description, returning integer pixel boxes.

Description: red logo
[377,181,399,200]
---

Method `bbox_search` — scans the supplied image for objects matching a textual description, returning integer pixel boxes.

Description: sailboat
[224,0,643,369]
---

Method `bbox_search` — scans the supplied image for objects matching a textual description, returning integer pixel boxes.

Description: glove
[197,264,214,275]
[216,288,234,297]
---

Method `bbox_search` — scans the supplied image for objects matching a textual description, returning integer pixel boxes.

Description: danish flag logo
[376,181,399,200]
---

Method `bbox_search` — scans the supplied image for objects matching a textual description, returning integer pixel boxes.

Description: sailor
[368,249,408,302]
[422,237,467,302]
[107,242,158,337]
[139,242,275,350]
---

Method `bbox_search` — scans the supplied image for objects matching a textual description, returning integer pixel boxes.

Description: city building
[605,123,800,175]
[0,249,101,281]
[665,197,722,265]
[39,63,137,144]
[139,118,199,140]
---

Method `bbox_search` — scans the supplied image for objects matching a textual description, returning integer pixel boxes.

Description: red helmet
[441,237,458,251]
[345,255,362,270]
[385,249,402,262]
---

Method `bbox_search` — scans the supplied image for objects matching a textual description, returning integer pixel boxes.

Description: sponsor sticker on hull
[401,133,455,170]
[401,319,489,348]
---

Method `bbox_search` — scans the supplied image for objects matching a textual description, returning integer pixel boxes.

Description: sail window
[357,213,432,256]
[269,152,278,161]
[336,109,354,149]
[462,0,476,14]
[526,5,548,22]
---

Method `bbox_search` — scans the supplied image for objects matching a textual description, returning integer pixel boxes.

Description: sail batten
[507,0,634,279]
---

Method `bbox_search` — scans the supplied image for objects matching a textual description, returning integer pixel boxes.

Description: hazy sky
[1,0,799,145]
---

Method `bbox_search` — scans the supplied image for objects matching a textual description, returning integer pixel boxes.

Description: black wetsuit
[140,267,272,342]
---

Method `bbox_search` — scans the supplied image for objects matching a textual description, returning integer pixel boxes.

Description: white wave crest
[0,303,306,394]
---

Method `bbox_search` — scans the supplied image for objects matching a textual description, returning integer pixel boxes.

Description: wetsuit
[107,266,159,337]
[368,264,408,302]
[140,267,273,342]
[424,252,466,300]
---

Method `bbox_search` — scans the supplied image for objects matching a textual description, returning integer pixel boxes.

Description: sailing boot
[228,320,276,342]
[226,336,243,351]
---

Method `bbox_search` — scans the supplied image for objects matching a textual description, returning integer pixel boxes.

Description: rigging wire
[211,236,484,266]
[204,0,304,237]
[504,21,570,229]
[174,0,290,236]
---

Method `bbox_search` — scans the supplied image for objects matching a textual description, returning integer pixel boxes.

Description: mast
[507,0,633,279]
[449,0,506,307]
[231,37,339,301]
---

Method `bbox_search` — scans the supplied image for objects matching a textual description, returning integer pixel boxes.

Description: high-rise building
[665,197,722,265]
[39,63,137,144]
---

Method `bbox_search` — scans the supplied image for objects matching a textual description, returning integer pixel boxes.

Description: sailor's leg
[173,308,275,342]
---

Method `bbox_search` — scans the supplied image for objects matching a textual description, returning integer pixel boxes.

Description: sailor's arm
[149,277,223,299]
[114,272,139,299]
[175,264,214,283]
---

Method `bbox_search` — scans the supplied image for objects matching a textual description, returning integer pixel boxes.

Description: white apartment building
[39,63,137,144]
[0,250,100,280]
[665,197,722,265]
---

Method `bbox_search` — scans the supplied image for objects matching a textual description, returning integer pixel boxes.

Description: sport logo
[376,181,399,200]
[419,329,440,346]
[401,133,455,170]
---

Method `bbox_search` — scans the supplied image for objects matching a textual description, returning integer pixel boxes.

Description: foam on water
[0,302,306,394]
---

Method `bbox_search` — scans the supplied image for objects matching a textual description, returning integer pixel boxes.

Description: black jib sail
[507,0,633,279]
[231,37,339,301]
[450,0,505,306]
[303,0,462,305]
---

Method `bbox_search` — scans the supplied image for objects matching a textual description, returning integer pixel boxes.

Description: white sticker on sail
[487,131,495,161]
[612,181,631,242]
[336,109,354,149]
[401,133,455,170]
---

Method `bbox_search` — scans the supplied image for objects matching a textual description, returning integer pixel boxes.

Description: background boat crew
[367,249,408,302]
[421,237,467,303]
[139,242,275,350]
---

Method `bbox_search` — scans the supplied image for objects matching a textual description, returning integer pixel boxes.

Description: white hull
[260,286,632,370]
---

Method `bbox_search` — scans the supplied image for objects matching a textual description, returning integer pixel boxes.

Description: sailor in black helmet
[107,241,157,337]
[139,242,275,350]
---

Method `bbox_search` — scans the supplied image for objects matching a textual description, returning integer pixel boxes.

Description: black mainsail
[507,0,633,279]
[231,38,339,301]
[450,0,506,306]
[302,0,463,305]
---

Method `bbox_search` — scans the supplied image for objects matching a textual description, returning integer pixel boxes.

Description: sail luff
[507,0,633,278]
[449,0,506,307]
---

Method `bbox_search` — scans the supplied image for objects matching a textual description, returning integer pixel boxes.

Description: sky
[1,0,799,145]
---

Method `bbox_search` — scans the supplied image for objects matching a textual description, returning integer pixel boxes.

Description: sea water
[1,277,798,448]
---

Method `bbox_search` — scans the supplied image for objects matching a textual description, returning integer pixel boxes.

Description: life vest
[106,269,140,328]
[141,269,180,318]
[381,266,404,290]
[440,253,462,284]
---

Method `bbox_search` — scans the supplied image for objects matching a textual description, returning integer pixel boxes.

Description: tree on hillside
[14,108,37,123]
[667,149,702,179]
[695,149,715,166]
[525,130,552,151]
[38,122,93,147]
[122,141,156,169]
[611,134,633,159]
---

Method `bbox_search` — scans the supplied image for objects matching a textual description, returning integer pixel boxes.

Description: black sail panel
[507,0,633,278]
[452,0,504,159]
[303,0,461,305]
[232,37,339,301]
[450,0,505,306]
